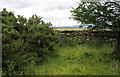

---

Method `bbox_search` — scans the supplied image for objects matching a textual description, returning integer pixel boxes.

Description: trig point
[58,33,66,47]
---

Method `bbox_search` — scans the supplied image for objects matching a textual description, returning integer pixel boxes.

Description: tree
[27,14,44,26]
[2,8,17,26]
[71,1,120,55]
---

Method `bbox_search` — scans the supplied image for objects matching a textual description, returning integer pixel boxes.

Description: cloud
[0,0,80,26]
[0,0,31,9]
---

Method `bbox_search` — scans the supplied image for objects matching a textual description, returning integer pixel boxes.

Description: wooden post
[58,33,66,47]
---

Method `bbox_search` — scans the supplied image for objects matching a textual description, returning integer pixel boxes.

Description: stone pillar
[58,33,66,47]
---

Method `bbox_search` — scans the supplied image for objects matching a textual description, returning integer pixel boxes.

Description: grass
[54,28,87,31]
[25,42,118,75]
[54,28,112,32]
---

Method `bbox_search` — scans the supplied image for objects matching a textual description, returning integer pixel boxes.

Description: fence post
[58,33,66,47]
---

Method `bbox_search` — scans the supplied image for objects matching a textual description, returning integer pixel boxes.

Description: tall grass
[25,41,118,75]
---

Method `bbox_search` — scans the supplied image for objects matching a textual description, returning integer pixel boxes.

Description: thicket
[1,8,57,75]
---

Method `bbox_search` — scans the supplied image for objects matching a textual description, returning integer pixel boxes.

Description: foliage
[66,37,84,47]
[2,52,30,75]
[65,30,116,47]
[71,2,120,31]
[1,8,57,75]
[71,1,120,55]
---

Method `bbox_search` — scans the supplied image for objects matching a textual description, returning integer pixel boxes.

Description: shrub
[1,8,57,75]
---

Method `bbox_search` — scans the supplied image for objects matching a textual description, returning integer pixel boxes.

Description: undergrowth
[25,38,118,75]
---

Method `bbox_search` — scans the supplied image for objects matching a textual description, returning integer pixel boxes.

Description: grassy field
[54,28,111,31]
[25,43,118,75]
[55,28,87,31]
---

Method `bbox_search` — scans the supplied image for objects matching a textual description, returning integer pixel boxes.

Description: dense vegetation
[1,1,120,75]
[71,1,120,55]
[1,8,57,75]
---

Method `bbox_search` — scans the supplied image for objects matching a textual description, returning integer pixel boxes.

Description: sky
[0,0,81,27]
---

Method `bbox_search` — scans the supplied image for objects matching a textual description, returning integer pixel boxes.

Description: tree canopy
[71,1,120,55]
[71,2,120,32]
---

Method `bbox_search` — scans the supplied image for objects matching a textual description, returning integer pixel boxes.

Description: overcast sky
[0,0,81,27]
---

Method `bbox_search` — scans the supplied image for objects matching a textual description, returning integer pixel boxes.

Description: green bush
[2,52,30,75]
[1,8,57,75]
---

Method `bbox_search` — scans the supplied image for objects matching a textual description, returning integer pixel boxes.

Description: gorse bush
[1,8,57,75]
